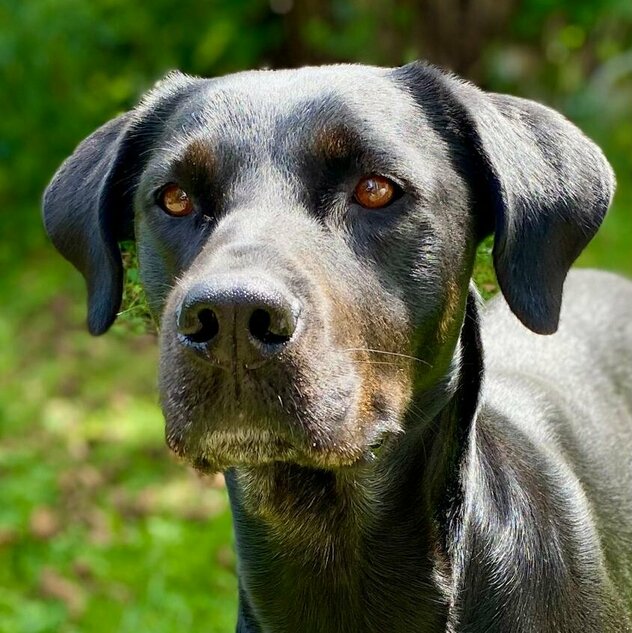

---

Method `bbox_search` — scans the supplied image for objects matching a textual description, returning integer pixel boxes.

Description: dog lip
[164,388,395,471]
[369,438,385,450]
[166,422,386,472]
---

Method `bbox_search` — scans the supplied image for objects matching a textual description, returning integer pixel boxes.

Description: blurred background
[1,0,631,631]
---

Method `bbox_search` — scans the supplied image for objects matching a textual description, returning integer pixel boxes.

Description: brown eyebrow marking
[313,124,360,160]
[181,138,216,177]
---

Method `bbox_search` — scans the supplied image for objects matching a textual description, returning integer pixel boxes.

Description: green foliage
[1,1,631,631]
[119,243,156,335]
[473,237,498,300]
[0,0,279,255]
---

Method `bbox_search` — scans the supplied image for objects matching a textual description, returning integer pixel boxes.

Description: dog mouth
[160,315,407,473]
[166,422,395,474]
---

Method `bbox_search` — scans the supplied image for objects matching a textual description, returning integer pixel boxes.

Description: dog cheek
[326,274,414,442]
[283,346,360,439]
[136,228,182,320]
[354,338,414,441]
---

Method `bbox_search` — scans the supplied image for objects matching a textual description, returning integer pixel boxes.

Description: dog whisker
[342,347,433,368]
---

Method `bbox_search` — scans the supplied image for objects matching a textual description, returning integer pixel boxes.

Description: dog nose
[176,276,300,366]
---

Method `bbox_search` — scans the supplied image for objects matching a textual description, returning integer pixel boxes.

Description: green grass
[0,247,237,633]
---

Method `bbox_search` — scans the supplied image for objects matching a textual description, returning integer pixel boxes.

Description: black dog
[43,62,632,632]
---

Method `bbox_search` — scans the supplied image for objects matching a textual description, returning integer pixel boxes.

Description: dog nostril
[248,308,294,346]
[185,308,220,344]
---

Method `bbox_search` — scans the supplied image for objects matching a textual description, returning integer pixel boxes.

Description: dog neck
[224,290,484,633]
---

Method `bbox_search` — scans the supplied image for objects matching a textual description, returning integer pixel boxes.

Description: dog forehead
[209,65,401,104]
[161,65,430,143]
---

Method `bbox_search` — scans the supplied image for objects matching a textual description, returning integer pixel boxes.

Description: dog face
[143,68,477,471]
[43,63,614,473]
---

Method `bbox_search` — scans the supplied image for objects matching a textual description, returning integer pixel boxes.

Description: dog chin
[165,424,384,474]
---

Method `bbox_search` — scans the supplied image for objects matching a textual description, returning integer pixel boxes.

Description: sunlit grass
[0,253,236,633]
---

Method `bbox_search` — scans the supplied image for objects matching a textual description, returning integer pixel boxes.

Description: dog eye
[158,184,194,217]
[353,175,398,209]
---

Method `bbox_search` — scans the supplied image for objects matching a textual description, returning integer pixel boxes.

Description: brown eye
[354,175,397,209]
[159,184,193,217]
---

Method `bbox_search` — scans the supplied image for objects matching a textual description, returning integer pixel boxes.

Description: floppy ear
[43,71,198,335]
[43,113,134,335]
[453,82,614,334]
[397,63,615,334]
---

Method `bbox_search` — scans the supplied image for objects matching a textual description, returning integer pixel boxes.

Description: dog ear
[457,85,614,335]
[43,113,134,335]
[397,63,615,334]
[43,71,198,335]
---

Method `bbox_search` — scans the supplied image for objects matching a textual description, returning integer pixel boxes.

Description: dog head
[43,63,614,472]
